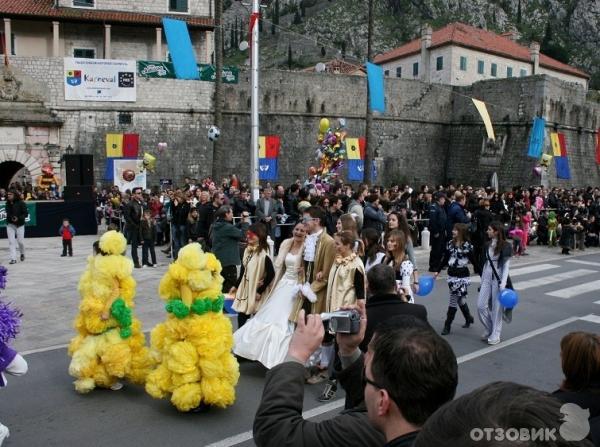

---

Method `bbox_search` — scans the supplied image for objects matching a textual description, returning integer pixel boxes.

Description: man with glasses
[124,187,144,268]
[253,302,458,447]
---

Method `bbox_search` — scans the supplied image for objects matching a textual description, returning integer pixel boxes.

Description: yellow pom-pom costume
[68,231,154,393]
[145,243,239,411]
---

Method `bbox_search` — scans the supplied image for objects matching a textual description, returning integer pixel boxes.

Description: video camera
[320,310,361,334]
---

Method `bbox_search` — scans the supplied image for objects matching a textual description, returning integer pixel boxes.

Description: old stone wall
[6,56,600,189]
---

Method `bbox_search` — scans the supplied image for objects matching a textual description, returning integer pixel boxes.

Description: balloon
[499,289,518,308]
[143,152,157,172]
[122,169,136,182]
[532,166,542,176]
[319,118,330,134]
[416,275,435,296]
[157,142,167,152]
[338,118,346,128]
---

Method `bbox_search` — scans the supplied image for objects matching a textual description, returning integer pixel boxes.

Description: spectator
[139,209,157,267]
[59,218,76,257]
[446,191,471,241]
[363,194,388,234]
[348,187,368,232]
[6,190,27,265]
[428,192,447,272]
[124,187,144,268]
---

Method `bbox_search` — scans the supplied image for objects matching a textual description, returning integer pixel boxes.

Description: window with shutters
[396,66,402,78]
[507,67,513,77]
[477,60,484,74]
[412,62,419,77]
[169,0,189,13]
[460,56,467,71]
[491,63,497,77]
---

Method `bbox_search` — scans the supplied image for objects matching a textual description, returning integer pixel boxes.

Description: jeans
[172,224,187,259]
[7,224,25,261]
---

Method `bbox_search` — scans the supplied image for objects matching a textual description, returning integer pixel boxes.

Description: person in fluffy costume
[145,242,239,412]
[68,230,154,393]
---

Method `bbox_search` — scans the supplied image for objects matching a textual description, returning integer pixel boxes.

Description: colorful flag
[347,160,377,181]
[550,132,562,156]
[162,18,199,80]
[346,138,361,160]
[122,133,140,158]
[472,99,495,141]
[366,62,385,113]
[258,158,278,180]
[265,136,280,158]
[258,136,266,158]
[106,133,123,157]
[526,117,545,158]
[358,137,366,160]
[554,132,571,180]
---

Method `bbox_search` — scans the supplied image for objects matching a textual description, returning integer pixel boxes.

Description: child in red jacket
[59,218,76,257]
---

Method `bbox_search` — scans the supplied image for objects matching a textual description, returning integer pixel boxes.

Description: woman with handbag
[477,221,512,345]
[434,223,477,335]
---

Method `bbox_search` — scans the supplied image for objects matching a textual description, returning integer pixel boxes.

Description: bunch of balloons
[310,117,347,183]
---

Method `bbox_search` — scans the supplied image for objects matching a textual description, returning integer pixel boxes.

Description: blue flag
[162,18,199,80]
[366,62,385,113]
[259,158,278,180]
[555,157,571,180]
[347,160,377,182]
[526,117,545,158]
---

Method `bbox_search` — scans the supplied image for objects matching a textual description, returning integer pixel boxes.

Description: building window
[169,0,189,13]
[507,67,513,77]
[73,48,96,59]
[477,60,484,74]
[396,66,402,78]
[460,56,467,71]
[436,56,443,71]
[491,63,497,77]
[384,70,390,77]
[413,62,419,77]
[0,32,16,56]
[73,0,94,7]
[118,113,133,125]
[520,68,527,77]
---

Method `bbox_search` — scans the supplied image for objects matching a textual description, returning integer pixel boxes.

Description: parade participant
[145,243,239,412]
[382,230,417,303]
[336,213,365,256]
[361,227,385,273]
[231,223,275,328]
[428,192,447,272]
[59,218,76,257]
[233,222,306,368]
[477,222,512,345]
[5,190,27,265]
[385,211,419,276]
[68,231,154,393]
[171,191,191,259]
[434,223,477,335]
[548,211,558,246]
[560,217,576,255]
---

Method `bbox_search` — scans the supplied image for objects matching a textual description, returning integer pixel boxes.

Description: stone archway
[0,149,43,189]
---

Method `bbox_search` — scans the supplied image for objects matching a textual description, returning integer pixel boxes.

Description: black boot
[441,307,457,335]
[459,303,475,328]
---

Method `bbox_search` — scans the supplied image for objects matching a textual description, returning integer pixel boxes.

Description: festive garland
[110,298,133,339]
[165,295,225,320]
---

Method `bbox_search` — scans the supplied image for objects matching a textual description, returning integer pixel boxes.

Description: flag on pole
[526,117,545,158]
[258,136,266,158]
[554,132,571,180]
[265,136,280,158]
[122,133,140,158]
[347,160,377,181]
[346,138,361,160]
[258,158,278,180]
[550,132,562,156]
[106,133,123,157]
[471,99,495,141]
[366,62,385,113]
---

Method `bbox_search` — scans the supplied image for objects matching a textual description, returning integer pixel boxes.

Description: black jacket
[253,361,385,447]
[428,202,447,237]
[6,199,28,227]
[124,199,143,228]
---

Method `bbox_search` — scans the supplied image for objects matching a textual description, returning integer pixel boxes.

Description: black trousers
[128,227,140,265]
[429,235,445,271]
[221,265,238,293]
[142,238,156,265]
[62,239,73,256]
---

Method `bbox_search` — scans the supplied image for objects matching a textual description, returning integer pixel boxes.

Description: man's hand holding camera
[336,300,367,357]
[287,310,324,364]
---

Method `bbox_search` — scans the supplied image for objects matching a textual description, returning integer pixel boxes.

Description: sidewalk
[3,234,599,352]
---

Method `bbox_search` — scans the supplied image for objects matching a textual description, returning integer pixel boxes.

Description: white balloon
[239,41,249,51]
[315,62,326,72]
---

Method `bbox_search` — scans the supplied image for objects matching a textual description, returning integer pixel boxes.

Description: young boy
[140,209,157,267]
[59,218,76,257]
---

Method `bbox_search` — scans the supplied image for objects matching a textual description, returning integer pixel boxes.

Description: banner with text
[137,61,239,84]
[65,58,137,102]
[0,202,37,227]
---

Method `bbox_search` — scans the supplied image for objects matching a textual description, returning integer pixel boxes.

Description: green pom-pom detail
[191,298,209,315]
[110,298,133,339]
[166,299,190,319]
[212,295,225,312]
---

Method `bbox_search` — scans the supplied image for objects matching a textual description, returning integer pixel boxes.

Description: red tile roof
[303,58,365,75]
[374,22,588,79]
[0,0,214,28]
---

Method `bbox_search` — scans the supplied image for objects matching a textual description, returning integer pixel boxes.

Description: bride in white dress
[233,222,306,368]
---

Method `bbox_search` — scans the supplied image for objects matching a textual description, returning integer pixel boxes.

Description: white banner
[113,159,147,192]
[64,58,136,102]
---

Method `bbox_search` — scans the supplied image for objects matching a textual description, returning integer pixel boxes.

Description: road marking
[595,300,600,305]
[515,269,596,290]
[580,314,600,324]
[469,263,560,283]
[546,280,600,299]
[567,259,600,267]
[21,342,69,356]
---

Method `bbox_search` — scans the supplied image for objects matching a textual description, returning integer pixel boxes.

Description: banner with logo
[64,58,136,102]
[113,159,147,192]
[198,64,239,84]
[0,202,37,227]
[137,61,239,84]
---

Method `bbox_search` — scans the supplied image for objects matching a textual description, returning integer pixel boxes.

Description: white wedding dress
[233,252,299,369]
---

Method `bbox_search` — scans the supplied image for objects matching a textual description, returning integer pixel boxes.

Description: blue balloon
[499,289,518,308]
[416,275,435,296]
[223,298,237,315]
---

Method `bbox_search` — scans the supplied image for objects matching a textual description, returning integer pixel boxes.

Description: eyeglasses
[362,366,384,391]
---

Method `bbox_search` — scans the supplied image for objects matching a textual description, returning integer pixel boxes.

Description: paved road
[1,236,600,446]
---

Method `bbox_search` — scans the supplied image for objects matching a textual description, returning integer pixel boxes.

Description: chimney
[501,27,521,42]
[529,41,540,75]
[420,24,432,83]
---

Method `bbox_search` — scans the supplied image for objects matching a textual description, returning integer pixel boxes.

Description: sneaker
[134,264,142,269]
[0,423,9,444]
[141,265,148,268]
[317,380,337,402]
[61,254,67,257]
[8,260,16,265]
[151,264,158,268]
[110,382,123,391]
[20,254,24,262]
[487,338,501,345]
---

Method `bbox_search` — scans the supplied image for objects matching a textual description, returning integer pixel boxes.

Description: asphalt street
[1,236,600,447]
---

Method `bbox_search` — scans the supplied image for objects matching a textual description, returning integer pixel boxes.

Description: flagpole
[363,0,374,184]
[250,0,260,202]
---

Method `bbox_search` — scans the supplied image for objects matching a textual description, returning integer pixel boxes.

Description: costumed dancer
[477,222,512,345]
[68,231,154,393]
[434,223,477,335]
[145,243,239,412]
[230,223,275,329]
[0,266,28,445]
[548,211,558,247]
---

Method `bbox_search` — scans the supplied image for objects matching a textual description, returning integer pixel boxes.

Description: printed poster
[113,159,147,192]
[64,57,136,102]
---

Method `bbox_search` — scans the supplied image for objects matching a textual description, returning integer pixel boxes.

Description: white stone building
[374,22,589,90]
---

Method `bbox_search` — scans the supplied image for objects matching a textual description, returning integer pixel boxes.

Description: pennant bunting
[366,62,385,113]
[550,132,562,156]
[122,133,140,158]
[471,99,495,140]
[258,157,278,180]
[106,133,123,157]
[526,117,545,158]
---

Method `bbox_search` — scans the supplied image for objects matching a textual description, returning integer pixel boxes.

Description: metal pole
[363,0,374,185]
[213,0,224,179]
[250,0,260,202]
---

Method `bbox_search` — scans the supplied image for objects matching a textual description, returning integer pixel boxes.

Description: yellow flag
[106,133,123,157]
[471,99,495,140]
[346,138,361,160]
[259,136,266,158]
[550,132,562,156]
